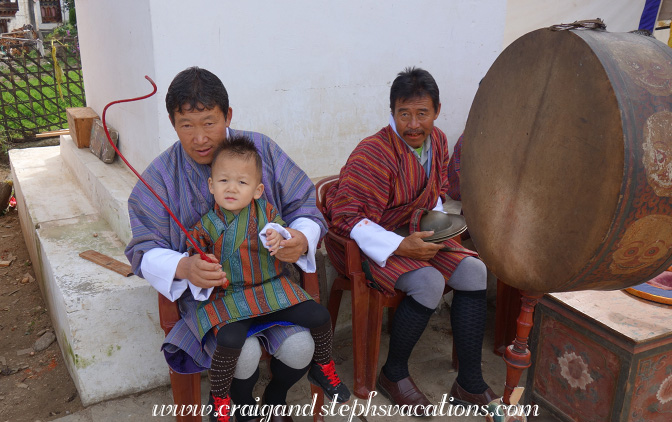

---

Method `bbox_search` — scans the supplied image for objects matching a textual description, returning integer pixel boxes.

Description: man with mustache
[325,67,496,408]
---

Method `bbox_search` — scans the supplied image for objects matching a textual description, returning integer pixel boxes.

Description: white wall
[503,0,648,48]
[76,0,507,177]
[654,25,670,45]
[76,0,161,170]
[8,0,31,31]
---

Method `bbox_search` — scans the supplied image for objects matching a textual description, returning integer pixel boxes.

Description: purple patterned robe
[125,128,326,373]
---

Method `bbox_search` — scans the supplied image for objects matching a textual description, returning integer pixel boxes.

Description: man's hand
[394,231,443,261]
[264,228,283,255]
[275,227,308,263]
[176,253,229,289]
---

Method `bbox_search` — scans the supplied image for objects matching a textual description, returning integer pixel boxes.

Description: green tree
[63,0,76,27]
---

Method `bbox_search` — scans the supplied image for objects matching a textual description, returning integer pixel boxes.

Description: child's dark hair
[211,134,263,178]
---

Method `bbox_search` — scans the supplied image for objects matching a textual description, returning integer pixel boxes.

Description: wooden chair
[158,267,325,422]
[315,175,457,400]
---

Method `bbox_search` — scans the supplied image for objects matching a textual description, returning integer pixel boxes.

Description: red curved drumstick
[101,75,214,263]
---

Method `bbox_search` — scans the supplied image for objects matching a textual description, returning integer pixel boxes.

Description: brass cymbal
[393,211,467,243]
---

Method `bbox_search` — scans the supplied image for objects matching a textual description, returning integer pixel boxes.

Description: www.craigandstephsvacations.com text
[151,392,540,420]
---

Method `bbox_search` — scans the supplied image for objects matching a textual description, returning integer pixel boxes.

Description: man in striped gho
[325,67,497,409]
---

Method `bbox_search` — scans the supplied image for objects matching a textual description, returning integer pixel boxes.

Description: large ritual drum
[462,27,672,293]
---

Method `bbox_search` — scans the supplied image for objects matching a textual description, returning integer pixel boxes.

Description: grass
[0,47,85,150]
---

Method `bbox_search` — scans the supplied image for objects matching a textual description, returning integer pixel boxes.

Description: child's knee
[215,323,249,349]
[310,301,332,326]
[275,331,314,369]
[234,338,263,379]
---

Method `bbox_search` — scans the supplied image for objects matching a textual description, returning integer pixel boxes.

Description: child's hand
[265,228,284,255]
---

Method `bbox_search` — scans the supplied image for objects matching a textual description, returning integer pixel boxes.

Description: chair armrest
[325,230,350,247]
[158,294,180,336]
[325,231,364,279]
[299,269,321,304]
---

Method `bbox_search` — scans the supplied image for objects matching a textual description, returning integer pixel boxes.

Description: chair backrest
[315,175,339,221]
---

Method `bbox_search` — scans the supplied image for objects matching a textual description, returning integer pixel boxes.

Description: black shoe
[307,360,350,403]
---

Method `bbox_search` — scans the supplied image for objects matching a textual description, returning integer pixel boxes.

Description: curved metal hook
[101,76,212,262]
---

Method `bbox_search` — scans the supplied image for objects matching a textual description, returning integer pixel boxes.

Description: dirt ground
[0,163,85,422]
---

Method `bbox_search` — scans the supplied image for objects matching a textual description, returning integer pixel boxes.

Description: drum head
[462,28,624,293]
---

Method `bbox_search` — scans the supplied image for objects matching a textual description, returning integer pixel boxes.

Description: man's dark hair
[211,134,263,179]
[165,67,229,124]
[390,67,440,113]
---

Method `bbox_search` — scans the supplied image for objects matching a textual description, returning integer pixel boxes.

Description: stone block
[89,119,118,164]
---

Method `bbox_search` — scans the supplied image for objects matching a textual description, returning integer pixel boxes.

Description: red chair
[158,268,325,422]
[315,175,457,400]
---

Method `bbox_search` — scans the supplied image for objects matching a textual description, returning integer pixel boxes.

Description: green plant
[64,0,77,27]
[0,34,84,147]
[0,69,84,145]
[46,23,77,40]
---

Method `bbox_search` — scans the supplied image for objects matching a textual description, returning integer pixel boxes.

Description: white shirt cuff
[442,197,463,214]
[140,248,213,301]
[432,197,445,213]
[350,218,404,267]
[289,218,320,273]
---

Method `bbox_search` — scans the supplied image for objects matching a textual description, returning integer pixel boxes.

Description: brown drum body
[462,28,672,293]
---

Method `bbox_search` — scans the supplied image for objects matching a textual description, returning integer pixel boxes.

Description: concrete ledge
[10,146,168,406]
[59,136,136,245]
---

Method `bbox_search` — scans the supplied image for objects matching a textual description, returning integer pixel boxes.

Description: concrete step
[59,135,136,244]
[9,145,168,406]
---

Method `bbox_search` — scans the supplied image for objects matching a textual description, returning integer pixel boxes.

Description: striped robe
[125,128,326,373]
[188,199,311,339]
[325,125,477,296]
